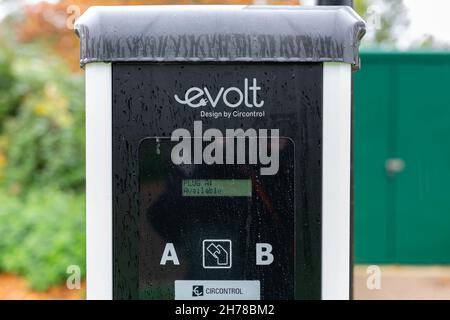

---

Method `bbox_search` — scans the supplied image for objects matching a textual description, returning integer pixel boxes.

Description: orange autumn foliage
[16,0,300,72]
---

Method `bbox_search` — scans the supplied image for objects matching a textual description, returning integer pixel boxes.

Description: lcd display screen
[182,179,252,197]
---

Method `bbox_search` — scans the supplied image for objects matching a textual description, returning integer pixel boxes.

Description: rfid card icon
[202,239,232,269]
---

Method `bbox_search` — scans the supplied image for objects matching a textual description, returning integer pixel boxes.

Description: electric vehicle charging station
[75,5,365,300]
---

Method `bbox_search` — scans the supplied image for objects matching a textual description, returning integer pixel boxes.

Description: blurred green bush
[0,42,85,191]
[0,189,85,291]
[0,37,86,290]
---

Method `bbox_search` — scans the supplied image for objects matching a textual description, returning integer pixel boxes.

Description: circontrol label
[175,280,260,300]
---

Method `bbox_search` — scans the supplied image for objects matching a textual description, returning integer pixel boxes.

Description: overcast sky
[402,0,450,46]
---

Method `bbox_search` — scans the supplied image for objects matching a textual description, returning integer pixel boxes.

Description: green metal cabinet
[354,52,450,264]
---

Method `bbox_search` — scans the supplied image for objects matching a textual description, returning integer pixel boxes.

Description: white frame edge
[85,63,113,300]
[322,62,352,300]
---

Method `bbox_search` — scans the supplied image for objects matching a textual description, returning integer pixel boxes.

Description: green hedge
[0,189,85,290]
[0,35,86,290]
